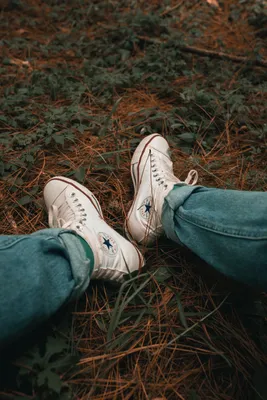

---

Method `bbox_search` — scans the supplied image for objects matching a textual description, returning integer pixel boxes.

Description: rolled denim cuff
[162,184,203,244]
[58,231,91,300]
[32,228,91,300]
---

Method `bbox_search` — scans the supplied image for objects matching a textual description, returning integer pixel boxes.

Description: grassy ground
[0,0,267,399]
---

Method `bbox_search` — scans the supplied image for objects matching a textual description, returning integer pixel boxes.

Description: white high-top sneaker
[126,134,198,245]
[43,177,144,282]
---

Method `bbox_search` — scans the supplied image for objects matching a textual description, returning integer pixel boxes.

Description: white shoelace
[184,169,198,185]
[150,152,198,187]
[48,195,87,230]
[49,204,73,229]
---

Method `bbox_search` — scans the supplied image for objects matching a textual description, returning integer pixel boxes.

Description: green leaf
[37,369,62,393]
[51,354,80,370]
[28,185,39,196]
[17,346,44,369]
[74,166,86,182]
[77,124,86,133]
[98,97,122,137]
[46,123,55,135]
[0,115,8,122]
[175,293,188,329]
[45,335,68,358]
[154,267,172,283]
[37,369,47,387]
[17,195,32,206]
[94,164,116,171]
[53,135,65,145]
[47,371,62,394]
[178,132,195,143]
[107,272,156,342]
[107,291,157,351]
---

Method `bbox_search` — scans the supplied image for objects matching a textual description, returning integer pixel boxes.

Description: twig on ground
[177,44,267,68]
[160,1,183,16]
[137,36,267,68]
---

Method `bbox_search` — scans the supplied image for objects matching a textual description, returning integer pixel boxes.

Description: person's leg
[0,175,144,344]
[126,133,267,290]
[0,229,93,344]
[162,185,267,289]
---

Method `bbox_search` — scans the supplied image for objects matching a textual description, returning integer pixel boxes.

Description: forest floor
[0,0,267,399]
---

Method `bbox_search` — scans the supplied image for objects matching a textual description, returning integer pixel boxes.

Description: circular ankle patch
[98,232,118,255]
[139,196,153,220]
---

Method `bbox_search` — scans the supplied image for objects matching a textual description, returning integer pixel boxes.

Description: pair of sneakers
[44,134,198,282]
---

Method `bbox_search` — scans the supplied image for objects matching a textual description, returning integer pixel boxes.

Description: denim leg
[0,228,92,344]
[162,184,267,289]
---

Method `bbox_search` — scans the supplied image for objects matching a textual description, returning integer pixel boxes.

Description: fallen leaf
[206,0,219,7]
[9,58,32,71]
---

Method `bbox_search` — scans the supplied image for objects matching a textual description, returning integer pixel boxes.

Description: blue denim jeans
[0,229,92,344]
[162,184,267,289]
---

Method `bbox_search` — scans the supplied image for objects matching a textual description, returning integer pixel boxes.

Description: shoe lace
[48,192,88,230]
[150,151,198,188]
[184,169,198,185]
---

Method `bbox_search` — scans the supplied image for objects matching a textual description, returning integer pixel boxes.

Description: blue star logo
[145,202,151,213]
[103,237,112,250]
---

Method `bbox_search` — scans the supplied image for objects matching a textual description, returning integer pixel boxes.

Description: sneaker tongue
[53,191,76,222]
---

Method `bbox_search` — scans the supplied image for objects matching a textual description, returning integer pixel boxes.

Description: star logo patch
[98,233,118,255]
[139,196,153,220]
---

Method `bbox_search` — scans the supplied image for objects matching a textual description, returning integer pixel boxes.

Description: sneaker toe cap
[43,177,69,209]
[132,134,169,163]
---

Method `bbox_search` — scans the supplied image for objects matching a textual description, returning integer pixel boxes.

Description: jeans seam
[177,212,267,240]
